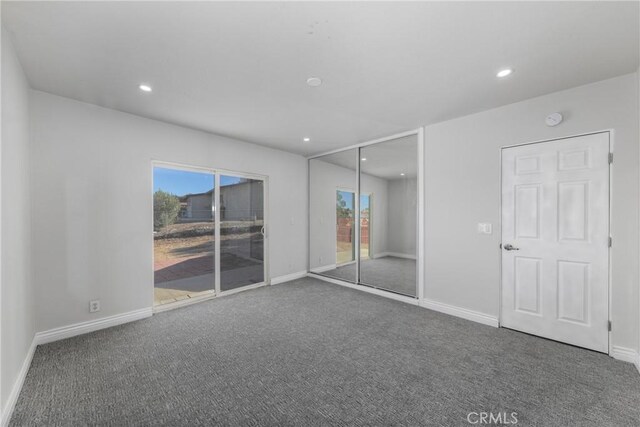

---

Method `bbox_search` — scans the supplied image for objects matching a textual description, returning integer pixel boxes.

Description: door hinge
[609,236,612,247]
[609,153,614,164]
[608,321,612,332]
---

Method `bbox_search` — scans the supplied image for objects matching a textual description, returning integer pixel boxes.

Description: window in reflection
[359,193,371,260]
[309,149,358,283]
[336,189,355,265]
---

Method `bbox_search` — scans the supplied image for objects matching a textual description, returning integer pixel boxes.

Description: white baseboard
[310,264,337,274]
[1,308,152,426]
[308,273,420,306]
[271,270,308,285]
[419,298,499,328]
[153,292,217,314]
[35,307,153,345]
[611,345,640,368]
[1,338,37,427]
[371,252,389,259]
[308,273,498,328]
[374,252,417,260]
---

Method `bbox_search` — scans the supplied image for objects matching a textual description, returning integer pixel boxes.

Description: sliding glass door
[360,193,371,260]
[334,190,371,264]
[336,189,355,265]
[219,175,265,291]
[153,165,267,307]
[153,167,215,305]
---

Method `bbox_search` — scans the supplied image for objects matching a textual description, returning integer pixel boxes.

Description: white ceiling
[2,2,638,156]
[313,135,417,180]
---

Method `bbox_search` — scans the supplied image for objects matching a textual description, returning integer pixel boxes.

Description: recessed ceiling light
[361,158,367,161]
[306,77,322,87]
[496,68,513,78]
[139,84,152,92]
[303,137,311,142]
[400,173,405,176]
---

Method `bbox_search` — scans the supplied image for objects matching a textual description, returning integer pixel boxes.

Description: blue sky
[360,195,370,210]
[153,167,241,196]
[337,190,370,210]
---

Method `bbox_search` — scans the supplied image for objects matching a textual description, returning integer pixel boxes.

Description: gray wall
[29,90,308,332]
[386,178,417,257]
[424,73,639,351]
[1,28,35,416]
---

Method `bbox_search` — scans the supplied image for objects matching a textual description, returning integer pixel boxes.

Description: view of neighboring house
[180,180,264,221]
[180,189,213,220]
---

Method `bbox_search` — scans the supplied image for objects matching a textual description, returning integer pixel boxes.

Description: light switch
[477,223,492,234]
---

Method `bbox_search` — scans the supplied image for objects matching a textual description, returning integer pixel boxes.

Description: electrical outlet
[89,300,101,313]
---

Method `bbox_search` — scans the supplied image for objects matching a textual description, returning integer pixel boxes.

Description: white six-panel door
[501,132,610,353]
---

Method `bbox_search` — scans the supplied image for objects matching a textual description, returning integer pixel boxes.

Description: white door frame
[151,160,270,313]
[307,128,425,302]
[498,129,613,355]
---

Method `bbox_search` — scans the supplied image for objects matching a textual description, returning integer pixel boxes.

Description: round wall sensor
[545,112,563,127]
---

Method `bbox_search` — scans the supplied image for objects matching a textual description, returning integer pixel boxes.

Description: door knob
[503,243,519,251]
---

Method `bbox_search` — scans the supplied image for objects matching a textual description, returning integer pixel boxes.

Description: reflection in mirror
[360,135,418,296]
[309,149,358,283]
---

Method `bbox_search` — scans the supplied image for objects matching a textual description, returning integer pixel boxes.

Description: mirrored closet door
[308,133,419,298]
[309,149,358,283]
[359,135,418,296]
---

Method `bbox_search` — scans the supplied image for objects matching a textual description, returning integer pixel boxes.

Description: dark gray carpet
[322,256,417,296]
[11,277,640,426]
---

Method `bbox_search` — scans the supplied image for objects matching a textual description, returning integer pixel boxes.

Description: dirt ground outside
[154,221,264,264]
[154,235,212,264]
[153,221,263,305]
[337,241,369,265]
